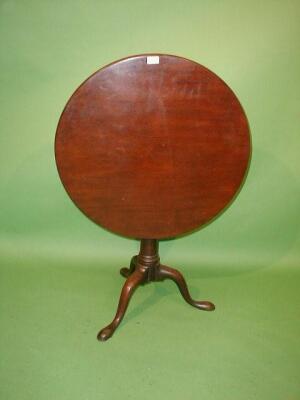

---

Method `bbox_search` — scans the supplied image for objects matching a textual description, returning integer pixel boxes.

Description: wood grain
[55,54,250,239]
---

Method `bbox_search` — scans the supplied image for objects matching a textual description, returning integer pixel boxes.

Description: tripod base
[97,239,215,341]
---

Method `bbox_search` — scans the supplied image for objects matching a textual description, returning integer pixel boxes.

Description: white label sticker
[147,56,160,64]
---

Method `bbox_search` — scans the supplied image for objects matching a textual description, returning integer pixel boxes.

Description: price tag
[147,56,160,64]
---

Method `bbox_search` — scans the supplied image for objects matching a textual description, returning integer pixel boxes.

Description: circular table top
[55,54,250,239]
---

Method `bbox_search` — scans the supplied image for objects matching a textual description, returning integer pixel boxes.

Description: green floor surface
[1,251,299,400]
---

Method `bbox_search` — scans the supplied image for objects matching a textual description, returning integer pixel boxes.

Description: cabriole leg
[97,266,146,341]
[120,255,137,278]
[158,264,215,311]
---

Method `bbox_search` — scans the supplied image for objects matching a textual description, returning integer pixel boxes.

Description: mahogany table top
[55,54,250,239]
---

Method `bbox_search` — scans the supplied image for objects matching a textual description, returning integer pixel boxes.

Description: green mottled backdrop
[0,1,299,399]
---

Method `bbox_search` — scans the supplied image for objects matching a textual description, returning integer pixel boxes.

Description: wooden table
[55,54,251,341]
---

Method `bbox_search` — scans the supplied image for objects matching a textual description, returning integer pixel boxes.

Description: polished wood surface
[55,54,250,239]
[97,239,215,341]
[55,54,250,341]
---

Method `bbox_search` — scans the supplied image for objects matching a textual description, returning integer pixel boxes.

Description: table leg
[120,255,137,278]
[97,265,146,341]
[158,264,215,311]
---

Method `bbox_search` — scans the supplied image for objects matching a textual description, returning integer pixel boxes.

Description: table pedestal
[97,239,215,341]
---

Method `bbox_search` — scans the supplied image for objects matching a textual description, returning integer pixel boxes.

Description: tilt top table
[55,54,251,341]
